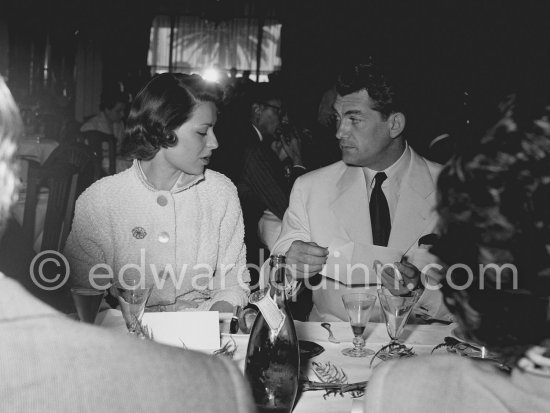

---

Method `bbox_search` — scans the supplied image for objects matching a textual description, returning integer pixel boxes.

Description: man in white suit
[269,63,451,322]
[0,76,254,413]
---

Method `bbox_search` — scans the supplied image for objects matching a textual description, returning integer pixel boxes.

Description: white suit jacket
[269,147,451,322]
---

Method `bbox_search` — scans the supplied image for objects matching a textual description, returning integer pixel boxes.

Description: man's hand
[380,261,422,296]
[285,240,329,279]
[280,128,303,166]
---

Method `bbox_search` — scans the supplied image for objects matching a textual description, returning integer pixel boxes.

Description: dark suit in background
[236,124,306,288]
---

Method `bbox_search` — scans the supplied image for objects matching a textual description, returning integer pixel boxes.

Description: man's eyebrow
[343,109,363,116]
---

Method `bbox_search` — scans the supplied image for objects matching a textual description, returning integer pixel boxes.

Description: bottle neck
[269,259,286,305]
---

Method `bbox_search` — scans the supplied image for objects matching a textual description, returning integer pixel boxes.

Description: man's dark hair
[336,62,405,119]
[249,83,282,106]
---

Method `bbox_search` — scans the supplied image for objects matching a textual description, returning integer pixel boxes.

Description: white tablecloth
[267,321,452,413]
[17,137,59,163]
[97,310,454,413]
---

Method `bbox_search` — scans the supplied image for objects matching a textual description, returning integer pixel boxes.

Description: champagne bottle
[245,255,300,413]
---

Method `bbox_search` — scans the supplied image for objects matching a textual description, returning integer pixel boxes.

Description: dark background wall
[279,0,550,149]
[2,0,549,147]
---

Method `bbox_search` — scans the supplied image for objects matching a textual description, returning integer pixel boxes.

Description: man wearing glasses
[236,83,306,287]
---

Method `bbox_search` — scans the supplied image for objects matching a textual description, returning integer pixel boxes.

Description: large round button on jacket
[158,232,170,243]
[157,195,168,207]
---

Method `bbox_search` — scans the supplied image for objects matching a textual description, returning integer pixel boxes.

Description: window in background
[148,15,281,81]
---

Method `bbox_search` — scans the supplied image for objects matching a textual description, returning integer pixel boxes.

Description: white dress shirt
[363,143,411,224]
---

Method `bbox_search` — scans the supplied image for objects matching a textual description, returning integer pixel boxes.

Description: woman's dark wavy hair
[432,93,550,357]
[123,73,222,160]
[335,62,406,119]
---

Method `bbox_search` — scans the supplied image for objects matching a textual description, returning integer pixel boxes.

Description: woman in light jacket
[65,73,250,313]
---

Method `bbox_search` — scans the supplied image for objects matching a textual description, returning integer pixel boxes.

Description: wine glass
[70,287,104,323]
[375,286,421,361]
[341,292,378,357]
[116,280,152,334]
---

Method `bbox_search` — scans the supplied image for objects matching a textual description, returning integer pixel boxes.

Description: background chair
[42,142,102,249]
[16,160,80,314]
[80,130,117,175]
[43,141,102,196]
[22,160,77,252]
[37,112,64,142]
[58,120,83,144]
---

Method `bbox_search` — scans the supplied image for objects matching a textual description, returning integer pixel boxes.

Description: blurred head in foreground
[0,76,22,238]
[432,93,550,357]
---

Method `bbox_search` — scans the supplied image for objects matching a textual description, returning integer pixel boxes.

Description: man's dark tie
[370,172,391,246]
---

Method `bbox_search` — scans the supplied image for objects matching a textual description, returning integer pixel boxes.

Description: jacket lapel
[330,166,372,247]
[388,150,437,253]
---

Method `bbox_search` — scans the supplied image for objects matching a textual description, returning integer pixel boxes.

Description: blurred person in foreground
[65,73,249,313]
[0,75,254,412]
[365,94,550,412]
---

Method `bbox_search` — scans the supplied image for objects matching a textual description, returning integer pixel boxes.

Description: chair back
[23,161,78,251]
[42,142,102,248]
[80,130,117,175]
[37,113,64,141]
[43,142,102,194]
[59,120,83,144]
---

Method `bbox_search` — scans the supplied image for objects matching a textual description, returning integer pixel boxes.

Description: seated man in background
[365,92,550,412]
[0,75,254,413]
[80,88,128,153]
[268,62,450,322]
[227,84,307,285]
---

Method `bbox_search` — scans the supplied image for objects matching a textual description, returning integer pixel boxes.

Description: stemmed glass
[70,287,104,324]
[373,286,421,362]
[341,293,378,357]
[116,279,152,335]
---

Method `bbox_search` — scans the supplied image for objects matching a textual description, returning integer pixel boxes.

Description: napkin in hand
[319,239,354,282]
[320,238,404,286]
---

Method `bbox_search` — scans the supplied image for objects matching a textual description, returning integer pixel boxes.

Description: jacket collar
[133,160,205,194]
[388,149,437,252]
[331,148,437,253]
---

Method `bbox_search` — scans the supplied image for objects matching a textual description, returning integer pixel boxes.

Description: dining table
[17,135,59,159]
[95,310,455,413]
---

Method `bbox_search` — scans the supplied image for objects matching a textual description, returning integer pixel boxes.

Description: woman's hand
[146,300,199,312]
[210,300,233,313]
[174,300,199,311]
